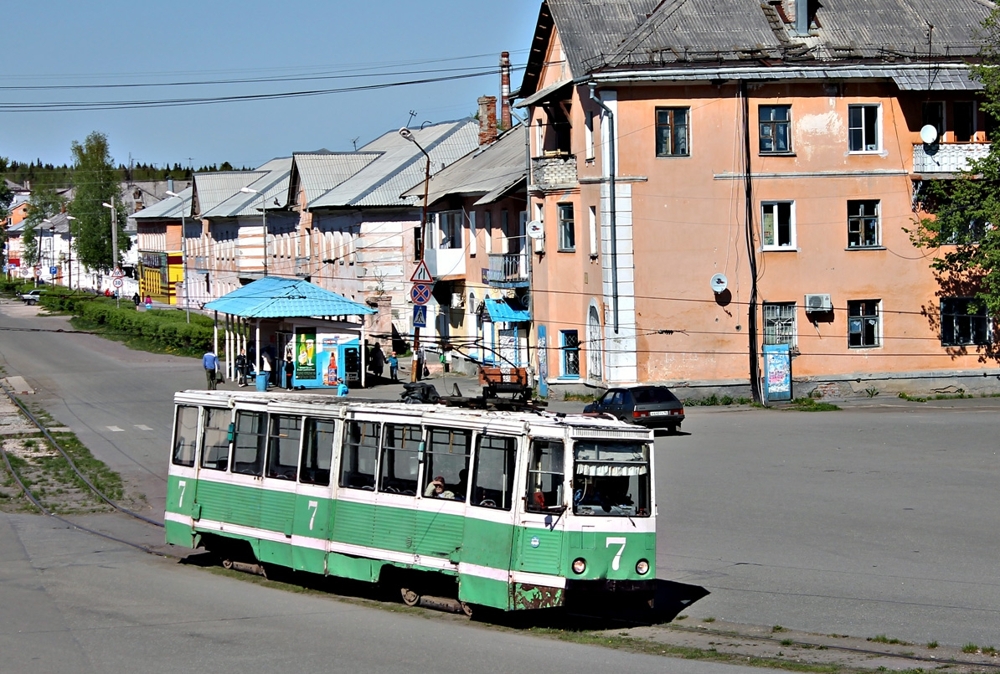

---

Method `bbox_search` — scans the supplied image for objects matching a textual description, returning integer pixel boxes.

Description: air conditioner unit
[451,292,465,309]
[804,293,833,312]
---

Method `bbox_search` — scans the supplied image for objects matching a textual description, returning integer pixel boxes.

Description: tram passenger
[424,475,455,500]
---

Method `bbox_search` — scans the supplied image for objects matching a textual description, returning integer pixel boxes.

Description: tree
[0,179,12,222]
[68,132,127,272]
[911,8,1000,354]
[22,184,66,276]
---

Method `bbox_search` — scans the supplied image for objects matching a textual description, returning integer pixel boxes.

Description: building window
[759,105,791,153]
[437,211,463,250]
[848,300,881,348]
[847,200,880,248]
[763,302,796,346]
[954,101,976,142]
[922,102,945,140]
[655,107,689,157]
[588,206,598,258]
[848,104,880,152]
[557,203,575,251]
[941,297,991,346]
[561,330,580,377]
[585,110,595,161]
[761,202,795,249]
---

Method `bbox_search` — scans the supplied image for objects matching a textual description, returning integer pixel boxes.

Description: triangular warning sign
[410,260,433,283]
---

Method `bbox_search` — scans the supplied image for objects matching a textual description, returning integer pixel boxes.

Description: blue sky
[2,0,540,170]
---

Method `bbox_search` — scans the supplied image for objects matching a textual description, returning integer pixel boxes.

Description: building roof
[484,297,530,323]
[203,276,375,319]
[203,158,293,218]
[131,187,193,221]
[402,126,527,207]
[192,171,266,217]
[308,119,480,209]
[522,0,995,94]
[291,152,381,207]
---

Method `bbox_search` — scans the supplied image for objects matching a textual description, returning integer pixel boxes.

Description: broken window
[848,300,881,348]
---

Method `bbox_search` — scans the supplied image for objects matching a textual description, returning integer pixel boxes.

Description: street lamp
[102,198,120,307]
[165,190,191,323]
[240,186,267,276]
[399,126,432,383]
[65,215,76,290]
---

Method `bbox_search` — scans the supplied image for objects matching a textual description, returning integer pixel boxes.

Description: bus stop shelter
[204,277,376,388]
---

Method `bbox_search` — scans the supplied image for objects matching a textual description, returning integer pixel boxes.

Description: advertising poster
[296,328,317,380]
[537,325,548,398]
[763,344,792,402]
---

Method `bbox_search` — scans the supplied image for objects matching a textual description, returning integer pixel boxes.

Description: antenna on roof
[406,110,418,128]
[351,137,359,151]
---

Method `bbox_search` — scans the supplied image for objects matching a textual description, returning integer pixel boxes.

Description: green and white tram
[165,390,657,612]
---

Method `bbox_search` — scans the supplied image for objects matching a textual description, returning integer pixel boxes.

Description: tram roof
[203,277,375,319]
[174,390,653,438]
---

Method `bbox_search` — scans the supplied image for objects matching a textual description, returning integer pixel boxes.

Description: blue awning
[204,277,375,319]
[484,297,530,323]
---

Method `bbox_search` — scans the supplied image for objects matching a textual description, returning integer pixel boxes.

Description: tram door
[511,439,565,587]
[292,417,336,574]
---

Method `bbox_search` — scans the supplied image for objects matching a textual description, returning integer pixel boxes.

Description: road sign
[412,305,427,328]
[112,278,124,289]
[409,260,433,283]
[410,283,432,306]
[49,266,58,275]
[112,267,125,279]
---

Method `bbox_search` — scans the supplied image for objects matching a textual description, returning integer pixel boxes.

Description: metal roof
[514,80,573,109]
[484,297,530,323]
[310,120,480,209]
[131,187,193,220]
[402,126,527,206]
[203,158,292,218]
[203,277,375,319]
[523,0,994,94]
[193,171,266,217]
[293,152,381,207]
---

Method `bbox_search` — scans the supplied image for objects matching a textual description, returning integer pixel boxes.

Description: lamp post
[165,190,191,323]
[239,186,267,277]
[102,198,120,308]
[65,215,76,290]
[399,127,432,383]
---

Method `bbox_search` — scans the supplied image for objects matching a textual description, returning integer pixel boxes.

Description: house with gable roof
[516,0,999,399]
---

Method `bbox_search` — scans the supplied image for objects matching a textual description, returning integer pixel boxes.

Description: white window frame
[483,210,493,254]
[848,104,881,153]
[847,299,882,349]
[761,201,796,250]
[585,110,595,161]
[847,199,881,248]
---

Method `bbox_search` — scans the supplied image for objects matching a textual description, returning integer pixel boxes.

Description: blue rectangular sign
[413,305,427,328]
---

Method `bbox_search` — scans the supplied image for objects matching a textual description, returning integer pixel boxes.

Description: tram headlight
[572,558,587,574]
[635,559,650,575]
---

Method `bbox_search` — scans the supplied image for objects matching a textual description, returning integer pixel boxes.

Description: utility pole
[103,197,121,308]
[399,127,431,383]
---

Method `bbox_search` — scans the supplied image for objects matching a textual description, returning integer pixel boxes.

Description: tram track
[0,379,165,554]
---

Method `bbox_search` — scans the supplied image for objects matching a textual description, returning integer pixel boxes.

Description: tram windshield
[572,441,651,518]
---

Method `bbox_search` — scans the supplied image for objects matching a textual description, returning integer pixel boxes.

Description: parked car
[19,289,44,305]
[584,385,685,432]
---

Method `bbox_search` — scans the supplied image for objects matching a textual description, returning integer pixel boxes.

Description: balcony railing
[913,142,990,175]
[531,153,577,190]
[487,252,530,288]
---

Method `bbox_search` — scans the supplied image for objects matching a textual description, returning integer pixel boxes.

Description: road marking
[134,424,153,431]
[107,426,124,432]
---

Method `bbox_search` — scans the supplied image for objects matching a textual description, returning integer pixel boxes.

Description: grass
[69,316,207,358]
[563,391,598,402]
[961,643,979,654]
[685,394,755,407]
[772,625,787,633]
[898,392,977,403]
[786,397,840,411]
[868,635,910,646]
[926,641,938,649]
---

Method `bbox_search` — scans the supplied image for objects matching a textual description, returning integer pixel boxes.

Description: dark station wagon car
[584,385,685,432]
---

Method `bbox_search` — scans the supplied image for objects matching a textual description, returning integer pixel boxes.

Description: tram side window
[422,428,471,501]
[379,423,422,495]
[231,411,266,476]
[200,407,231,471]
[526,439,564,512]
[471,435,516,510]
[172,405,199,467]
[340,421,379,490]
[266,415,301,481]
[300,418,335,486]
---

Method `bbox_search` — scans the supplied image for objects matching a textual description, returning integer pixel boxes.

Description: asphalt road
[1,298,999,671]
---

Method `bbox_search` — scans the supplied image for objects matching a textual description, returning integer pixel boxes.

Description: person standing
[203,349,219,390]
[131,292,140,307]
[369,343,385,382]
[235,349,248,387]
[283,356,295,390]
[388,351,399,382]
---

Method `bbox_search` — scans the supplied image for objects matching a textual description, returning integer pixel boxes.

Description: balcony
[425,248,465,279]
[531,153,577,190]
[487,252,530,288]
[913,142,990,175]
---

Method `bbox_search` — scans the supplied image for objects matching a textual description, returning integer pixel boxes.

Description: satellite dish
[920,124,939,145]
[526,220,545,239]
[710,273,728,294]
[520,291,531,310]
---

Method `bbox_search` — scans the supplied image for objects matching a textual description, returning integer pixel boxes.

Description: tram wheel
[400,587,421,607]
[460,601,474,618]
[222,558,234,570]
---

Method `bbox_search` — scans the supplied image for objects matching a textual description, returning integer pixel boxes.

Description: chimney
[478,95,498,145]
[794,0,809,35]
[500,52,512,130]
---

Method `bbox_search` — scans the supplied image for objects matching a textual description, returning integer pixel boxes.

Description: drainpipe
[589,84,619,333]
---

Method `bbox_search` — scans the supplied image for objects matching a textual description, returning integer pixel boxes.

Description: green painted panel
[292,494,331,572]
[458,574,510,610]
[563,532,655,581]
[332,499,374,548]
[515,526,563,575]
[373,501,415,553]
[258,538,292,567]
[260,488,296,537]
[327,551,378,582]
[461,517,516,570]
[164,520,195,548]
[414,509,464,559]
